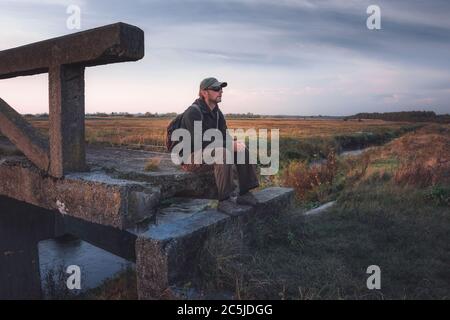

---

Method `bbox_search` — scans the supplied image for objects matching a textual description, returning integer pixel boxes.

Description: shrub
[394,157,449,187]
[282,150,337,202]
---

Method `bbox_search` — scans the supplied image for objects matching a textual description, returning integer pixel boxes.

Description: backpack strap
[192,103,220,129]
[189,103,220,129]
[191,103,203,121]
[216,109,219,129]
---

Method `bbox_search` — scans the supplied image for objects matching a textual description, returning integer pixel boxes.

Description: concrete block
[0,98,50,172]
[131,198,230,299]
[0,22,144,79]
[253,187,295,214]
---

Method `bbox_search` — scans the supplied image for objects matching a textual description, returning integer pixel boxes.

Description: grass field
[1,117,421,166]
[67,120,447,300]
[83,125,450,300]
[2,117,447,300]
[21,116,414,147]
[1,117,420,173]
[195,123,450,299]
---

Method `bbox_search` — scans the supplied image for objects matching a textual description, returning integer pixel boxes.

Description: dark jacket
[180,98,230,152]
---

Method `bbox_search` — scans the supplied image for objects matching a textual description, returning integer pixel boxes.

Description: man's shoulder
[185,104,202,114]
[183,103,203,121]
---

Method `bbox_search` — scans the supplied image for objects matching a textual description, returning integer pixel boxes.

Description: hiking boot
[236,192,258,206]
[217,198,254,216]
[217,198,237,215]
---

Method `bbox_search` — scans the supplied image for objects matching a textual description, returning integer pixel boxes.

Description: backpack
[166,104,203,152]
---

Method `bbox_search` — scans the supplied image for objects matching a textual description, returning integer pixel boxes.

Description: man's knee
[208,147,233,165]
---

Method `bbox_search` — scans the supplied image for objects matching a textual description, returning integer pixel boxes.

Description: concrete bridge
[0,23,294,299]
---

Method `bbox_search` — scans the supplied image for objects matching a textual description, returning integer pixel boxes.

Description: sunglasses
[207,86,222,92]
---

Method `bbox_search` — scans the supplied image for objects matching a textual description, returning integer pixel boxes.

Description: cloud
[0,0,449,115]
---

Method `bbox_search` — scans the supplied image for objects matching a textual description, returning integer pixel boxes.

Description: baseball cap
[199,77,228,90]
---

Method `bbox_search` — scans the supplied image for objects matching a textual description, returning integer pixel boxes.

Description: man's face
[202,86,223,104]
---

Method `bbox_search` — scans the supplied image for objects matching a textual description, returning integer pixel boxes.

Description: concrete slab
[131,188,294,299]
[0,157,160,229]
[1,133,295,300]
[0,22,144,79]
[0,138,218,228]
[131,198,230,299]
[0,99,50,172]
[85,144,218,198]
[253,187,295,214]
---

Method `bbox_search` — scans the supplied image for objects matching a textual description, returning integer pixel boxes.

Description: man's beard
[208,97,221,104]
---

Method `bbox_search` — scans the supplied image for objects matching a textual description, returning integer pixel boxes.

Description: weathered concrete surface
[0,22,145,177]
[0,156,160,229]
[48,64,86,177]
[132,198,230,299]
[55,213,138,262]
[253,187,295,214]
[0,197,59,299]
[217,200,254,217]
[0,98,50,172]
[0,195,140,299]
[0,22,144,79]
[132,187,294,300]
[1,134,294,299]
[0,138,218,228]
[85,144,218,199]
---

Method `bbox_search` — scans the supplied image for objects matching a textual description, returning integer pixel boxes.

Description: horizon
[1,0,450,116]
[22,109,449,118]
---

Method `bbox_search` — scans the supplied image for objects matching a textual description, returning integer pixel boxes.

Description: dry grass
[369,124,450,187]
[3,117,445,300]
[18,117,411,146]
[198,181,450,299]
[281,123,449,203]
[282,150,338,202]
[144,157,162,172]
[197,124,450,300]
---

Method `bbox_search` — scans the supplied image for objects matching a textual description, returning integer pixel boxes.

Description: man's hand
[234,140,246,152]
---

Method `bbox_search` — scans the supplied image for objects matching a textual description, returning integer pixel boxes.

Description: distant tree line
[346,111,450,123]
[225,112,261,118]
[84,112,179,118]
[23,111,334,119]
[22,110,448,122]
[23,113,49,119]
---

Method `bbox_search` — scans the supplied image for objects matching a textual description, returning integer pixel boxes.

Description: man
[179,77,259,213]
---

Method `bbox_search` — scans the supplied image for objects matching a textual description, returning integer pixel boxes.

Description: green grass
[277,124,420,167]
[196,177,450,299]
[370,157,399,169]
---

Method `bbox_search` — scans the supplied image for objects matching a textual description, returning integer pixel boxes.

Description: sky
[0,0,449,116]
